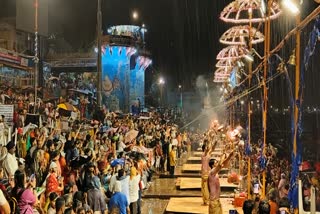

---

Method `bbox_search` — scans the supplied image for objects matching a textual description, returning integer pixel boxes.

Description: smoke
[195,75,207,98]
[191,75,227,129]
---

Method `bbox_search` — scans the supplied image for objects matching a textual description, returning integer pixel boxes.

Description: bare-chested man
[208,151,234,214]
[201,139,218,205]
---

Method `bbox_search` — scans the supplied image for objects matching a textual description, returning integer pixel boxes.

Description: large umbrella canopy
[125,130,139,143]
[57,103,78,112]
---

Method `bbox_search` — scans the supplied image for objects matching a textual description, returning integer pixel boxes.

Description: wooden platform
[193,151,222,157]
[182,164,229,173]
[187,156,220,163]
[165,197,243,214]
[176,177,238,189]
[197,147,223,152]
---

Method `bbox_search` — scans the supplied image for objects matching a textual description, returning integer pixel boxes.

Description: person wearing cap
[2,140,18,178]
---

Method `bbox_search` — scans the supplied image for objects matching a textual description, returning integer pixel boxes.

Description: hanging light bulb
[282,0,300,14]
[244,53,254,62]
[288,49,296,66]
[260,0,267,17]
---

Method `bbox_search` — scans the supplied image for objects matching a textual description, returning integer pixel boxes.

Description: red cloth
[46,173,60,196]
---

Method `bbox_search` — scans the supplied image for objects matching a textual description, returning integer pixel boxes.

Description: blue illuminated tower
[129,54,152,110]
[101,25,151,112]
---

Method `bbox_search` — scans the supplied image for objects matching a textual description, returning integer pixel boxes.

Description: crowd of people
[0,90,195,214]
[0,85,319,214]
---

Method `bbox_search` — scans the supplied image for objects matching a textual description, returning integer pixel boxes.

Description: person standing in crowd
[243,199,255,214]
[117,169,130,205]
[55,197,66,214]
[154,141,163,173]
[46,161,64,196]
[201,139,217,206]
[268,192,278,214]
[278,173,287,199]
[258,200,271,214]
[47,192,58,214]
[11,170,37,214]
[0,189,9,214]
[3,141,18,178]
[169,145,177,177]
[129,166,140,214]
[208,151,234,214]
[109,181,129,214]
[87,176,106,214]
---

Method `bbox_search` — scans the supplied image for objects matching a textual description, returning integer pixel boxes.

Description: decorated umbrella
[214,67,233,77]
[216,45,249,60]
[110,158,125,167]
[216,59,236,68]
[220,0,282,24]
[57,103,78,112]
[219,25,265,45]
[125,130,139,143]
[213,76,229,83]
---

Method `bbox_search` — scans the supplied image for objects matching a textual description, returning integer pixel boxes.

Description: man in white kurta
[2,141,18,178]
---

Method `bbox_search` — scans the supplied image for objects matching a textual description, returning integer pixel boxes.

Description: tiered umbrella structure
[216,0,282,198]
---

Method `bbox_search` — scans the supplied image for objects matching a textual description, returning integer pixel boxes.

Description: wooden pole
[293,10,301,214]
[293,12,301,164]
[262,0,271,198]
[247,7,253,199]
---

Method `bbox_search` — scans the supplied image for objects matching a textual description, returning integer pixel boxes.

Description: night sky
[0,0,320,105]
[1,0,319,91]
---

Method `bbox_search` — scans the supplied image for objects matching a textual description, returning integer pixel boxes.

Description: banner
[0,105,14,126]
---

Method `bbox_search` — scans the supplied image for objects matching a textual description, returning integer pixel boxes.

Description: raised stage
[176,177,238,189]
[165,197,243,214]
[182,164,229,174]
[193,151,222,157]
[197,147,223,152]
[187,156,221,163]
